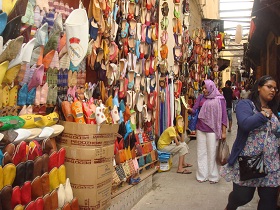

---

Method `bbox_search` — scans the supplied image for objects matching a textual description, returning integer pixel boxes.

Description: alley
[132,113,259,210]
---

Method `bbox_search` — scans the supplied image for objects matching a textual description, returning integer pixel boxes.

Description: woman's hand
[261,108,272,119]
[221,132,226,141]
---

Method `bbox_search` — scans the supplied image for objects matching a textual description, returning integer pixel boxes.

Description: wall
[189,0,203,34]
[202,0,219,19]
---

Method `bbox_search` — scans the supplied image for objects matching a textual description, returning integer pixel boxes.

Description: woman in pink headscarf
[187,79,227,183]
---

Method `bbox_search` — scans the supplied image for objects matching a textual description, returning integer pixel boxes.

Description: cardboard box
[57,121,119,148]
[57,144,114,209]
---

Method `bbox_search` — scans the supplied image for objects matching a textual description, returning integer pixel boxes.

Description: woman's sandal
[197,179,208,183]
[177,169,192,174]
[209,181,218,184]
[183,163,193,168]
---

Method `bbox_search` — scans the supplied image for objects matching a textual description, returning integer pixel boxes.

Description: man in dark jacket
[222,80,233,132]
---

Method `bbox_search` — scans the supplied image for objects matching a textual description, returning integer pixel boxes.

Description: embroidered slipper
[177,170,192,174]
[21,38,36,63]
[34,23,48,48]
[65,8,89,67]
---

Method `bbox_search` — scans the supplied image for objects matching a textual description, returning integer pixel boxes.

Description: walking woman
[188,79,227,183]
[221,75,280,210]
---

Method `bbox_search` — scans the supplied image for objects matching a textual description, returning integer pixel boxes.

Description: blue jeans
[232,100,239,112]
[226,108,232,121]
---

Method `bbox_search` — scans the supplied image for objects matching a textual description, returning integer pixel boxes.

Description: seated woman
[157,115,192,174]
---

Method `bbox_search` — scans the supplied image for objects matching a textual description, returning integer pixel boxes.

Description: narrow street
[132,113,258,210]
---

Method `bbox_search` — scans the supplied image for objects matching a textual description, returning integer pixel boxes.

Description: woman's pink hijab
[198,80,225,139]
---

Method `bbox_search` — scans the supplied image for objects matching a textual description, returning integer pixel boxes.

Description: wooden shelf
[136,152,150,159]
[138,160,158,170]
[111,166,158,198]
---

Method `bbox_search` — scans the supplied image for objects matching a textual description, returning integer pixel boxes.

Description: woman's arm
[188,94,203,114]
[171,136,180,145]
[236,99,268,132]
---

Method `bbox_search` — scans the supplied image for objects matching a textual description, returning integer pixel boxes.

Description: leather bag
[216,139,230,166]
[238,152,267,181]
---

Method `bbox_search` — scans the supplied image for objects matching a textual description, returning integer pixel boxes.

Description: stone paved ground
[132,113,259,210]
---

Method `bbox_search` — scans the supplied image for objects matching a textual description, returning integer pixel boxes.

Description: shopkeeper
[157,115,192,174]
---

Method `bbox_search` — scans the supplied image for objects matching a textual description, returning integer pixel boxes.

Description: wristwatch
[262,110,270,118]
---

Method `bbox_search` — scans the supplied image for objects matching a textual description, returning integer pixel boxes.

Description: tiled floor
[132,113,259,210]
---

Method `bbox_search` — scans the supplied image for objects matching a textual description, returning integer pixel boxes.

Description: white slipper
[136,92,144,112]
[21,38,37,63]
[37,126,55,139]
[34,22,48,47]
[111,105,120,124]
[65,8,89,67]
[180,96,189,109]
[64,178,73,203]
[57,184,66,208]
[14,128,32,141]
[27,128,43,140]
[95,107,106,125]
[8,43,25,69]
[0,133,4,141]
[50,124,64,138]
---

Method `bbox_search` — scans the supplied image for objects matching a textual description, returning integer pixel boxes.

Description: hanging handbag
[131,145,136,159]
[138,156,145,167]
[112,169,121,186]
[216,139,230,166]
[128,159,136,176]
[119,149,126,163]
[136,144,143,156]
[122,161,131,178]
[188,95,202,131]
[115,164,126,181]
[238,129,269,181]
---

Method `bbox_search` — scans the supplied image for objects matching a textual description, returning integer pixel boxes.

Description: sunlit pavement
[132,113,258,210]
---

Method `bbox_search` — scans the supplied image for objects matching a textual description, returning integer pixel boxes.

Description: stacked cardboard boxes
[57,121,119,210]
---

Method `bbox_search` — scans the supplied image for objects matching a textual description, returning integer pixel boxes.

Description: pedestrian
[240,84,251,99]
[187,79,227,183]
[222,80,233,132]
[157,115,192,174]
[221,75,280,210]
[232,85,240,112]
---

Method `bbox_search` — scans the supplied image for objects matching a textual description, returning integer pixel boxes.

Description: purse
[122,161,131,178]
[128,159,136,176]
[238,128,269,181]
[112,169,121,186]
[188,95,202,131]
[138,156,145,167]
[136,144,143,156]
[216,139,230,166]
[115,164,126,181]
[238,152,267,181]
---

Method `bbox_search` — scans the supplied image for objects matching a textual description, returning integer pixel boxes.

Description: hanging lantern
[235,24,243,44]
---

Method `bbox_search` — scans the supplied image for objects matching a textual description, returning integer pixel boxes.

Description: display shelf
[136,152,150,159]
[138,160,158,170]
[111,166,158,198]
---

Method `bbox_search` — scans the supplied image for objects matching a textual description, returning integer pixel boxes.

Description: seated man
[157,115,192,174]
